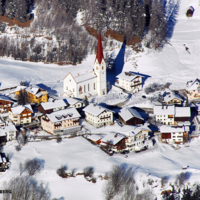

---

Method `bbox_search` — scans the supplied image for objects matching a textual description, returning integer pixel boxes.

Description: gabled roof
[186,79,200,91]
[95,31,104,64]
[119,107,144,122]
[87,134,103,142]
[101,132,125,145]
[83,104,113,117]
[64,70,97,84]
[154,105,175,115]
[14,86,27,93]
[41,100,67,110]
[117,71,145,82]
[175,107,191,117]
[64,98,84,105]
[160,125,185,133]
[46,107,81,123]
[0,95,14,103]
[11,104,33,115]
[163,92,183,102]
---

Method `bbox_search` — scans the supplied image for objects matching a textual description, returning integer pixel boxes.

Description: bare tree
[3,176,51,200]
[56,165,67,178]
[25,158,45,176]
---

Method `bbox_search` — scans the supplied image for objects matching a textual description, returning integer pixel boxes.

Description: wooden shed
[186,6,195,17]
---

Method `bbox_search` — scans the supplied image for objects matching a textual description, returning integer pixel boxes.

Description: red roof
[95,31,104,64]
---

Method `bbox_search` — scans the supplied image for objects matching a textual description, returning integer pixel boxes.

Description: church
[63,31,107,99]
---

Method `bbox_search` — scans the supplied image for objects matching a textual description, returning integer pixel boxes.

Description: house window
[69,79,71,82]
[84,85,86,92]
[88,84,90,91]
[73,88,75,92]
[66,87,68,90]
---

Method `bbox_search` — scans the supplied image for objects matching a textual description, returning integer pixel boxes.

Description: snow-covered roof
[119,107,144,122]
[83,104,113,117]
[164,92,182,102]
[11,104,33,115]
[46,107,81,123]
[87,134,103,142]
[14,85,27,92]
[64,98,84,105]
[175,107,190,117]
[41,100,67,110]
[186,79,200,91]
[0,130,6,137]
[67,69,97,84]
[154,105,175,115]
[101,132,125,145]
[116,71,145,82]
[3,124,17,132]
[26,87,40,95]
[0,95,14,102]
[160,125,185,133]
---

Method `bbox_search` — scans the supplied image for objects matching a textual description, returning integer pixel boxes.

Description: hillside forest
[0,0,180,65]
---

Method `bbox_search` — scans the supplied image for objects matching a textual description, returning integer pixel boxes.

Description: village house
[38,99,68,114]
[154,105,191,126]
[63,31,107,98]
[9,104,33,125]
[64,98,85,109]
[163,92,183,105]
[100,132,126,152]
[160,125,189,144]
[186,6,195,17]
[41,107,81,135]
[0,95,14,113]
[185,79,200,101]
[118,107,144,125]
[116,71,146,93]
[154,105,175,125]
[14,85,48,104]
[83,104,114,128]
[119,125,152,151]
[0,124,17,141]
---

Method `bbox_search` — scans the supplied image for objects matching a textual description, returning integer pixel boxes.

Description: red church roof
[95,31,104,64]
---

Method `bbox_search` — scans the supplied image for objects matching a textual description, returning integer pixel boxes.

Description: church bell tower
[94,31,107,96]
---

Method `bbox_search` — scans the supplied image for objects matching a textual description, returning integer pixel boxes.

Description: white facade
[116,71,143,93]
[83,104,113,128]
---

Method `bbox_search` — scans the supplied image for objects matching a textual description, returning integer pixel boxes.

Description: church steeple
[95,31,104,64]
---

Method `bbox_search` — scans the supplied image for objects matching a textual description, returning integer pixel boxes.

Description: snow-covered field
[0,0,200,199]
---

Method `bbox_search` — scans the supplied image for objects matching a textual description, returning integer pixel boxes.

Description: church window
[88,84,90,91]
[102,66,104,70]
[79,86,82,94]
[96,67,98,70]
[73,88,75,92]
[66,87,68,90]
[69,79,71,82]
[94,83,95,90]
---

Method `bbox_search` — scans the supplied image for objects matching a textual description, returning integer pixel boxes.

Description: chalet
[160,125,189,144]
[100,132,126,152]
[0,95,14,113]
[63,31,107,98]
[14,85,48,104]
[9,104,33,125]
[186,6,195,17]
[174,107,191,125]
[64,98,85,109]
[0,124,17,141]
[119,125,151,151]
[38,99,68,114]
[41,107,81,135]
[154,105,191,126]
[154,105,175,125]
[118,107,144,125]
[185,79,200,100]
[83,104,113,128]
[163,92,183,105]
[25,86,48,104]
[116,71,146,93]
